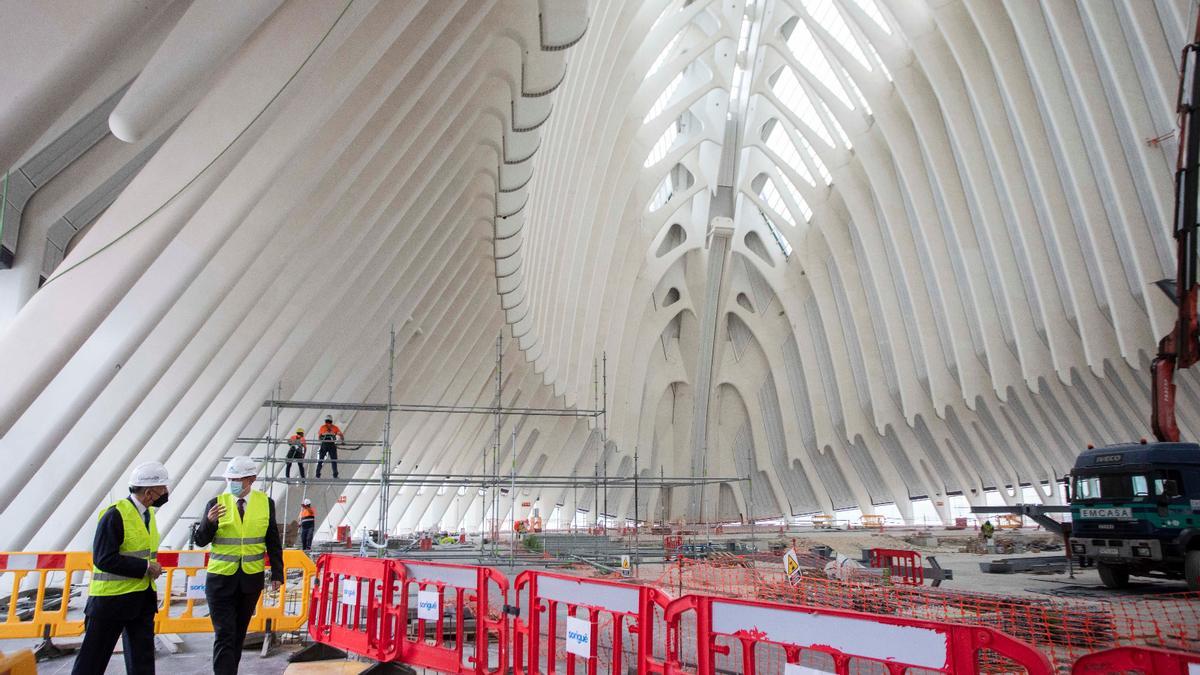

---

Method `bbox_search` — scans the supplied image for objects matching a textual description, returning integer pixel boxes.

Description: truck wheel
[1097,562,1130,589]
[1186,550,1200,592]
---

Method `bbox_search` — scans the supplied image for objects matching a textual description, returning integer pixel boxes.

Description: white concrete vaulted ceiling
[0,0,1194,547]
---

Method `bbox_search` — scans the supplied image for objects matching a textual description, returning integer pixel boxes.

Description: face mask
[152,490,169,508]
[227,480,245,497]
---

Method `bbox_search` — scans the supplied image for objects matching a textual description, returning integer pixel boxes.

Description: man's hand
[269,580,282,593]
[207,503,227,523]
[146,561,163,579]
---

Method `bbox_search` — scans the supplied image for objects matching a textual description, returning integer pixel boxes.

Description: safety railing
[393,559,509,674]
[298,555,1200,675]
[0,549,315,640]
[0,552,86,640]
[308,554,400,662]
[867,548,924,586]
[1071,646,1200,674]
[512,569,670,674]
[662,594,1055,674]
[156,550,316,634]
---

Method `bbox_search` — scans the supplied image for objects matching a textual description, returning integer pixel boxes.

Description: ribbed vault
[0,0,1196,547]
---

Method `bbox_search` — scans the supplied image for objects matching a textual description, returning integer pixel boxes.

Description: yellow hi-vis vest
[89,498,159,596]
[207,490,269,576]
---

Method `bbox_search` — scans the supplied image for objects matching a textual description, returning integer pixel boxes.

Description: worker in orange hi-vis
[284,428,306,479]
[298,499,316,552]
[315,416,344,479]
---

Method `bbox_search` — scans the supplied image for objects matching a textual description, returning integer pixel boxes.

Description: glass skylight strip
[760,210,794,257]
[818,99,853,149]
[647,31,683,80]
[849,0,892,35]
[765,123,816,186]
[780,172,814,221]
[649,0,685,35]
[784,17,854,110]
[867,42,893,83]
[645,72,684,123]
[759,178,796,227]
[842,66,872,115]
[773,68,835,147]
[645,122,680,167]
[794,131,833,185]
[800,0,871,71]
[649,175,673,212]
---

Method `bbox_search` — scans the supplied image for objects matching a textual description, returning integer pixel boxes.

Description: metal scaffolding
[225,330,752,550]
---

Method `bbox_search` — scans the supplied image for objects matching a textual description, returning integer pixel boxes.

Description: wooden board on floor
[285,661,373,675]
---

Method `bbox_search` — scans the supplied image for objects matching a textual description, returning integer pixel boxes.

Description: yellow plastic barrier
[0,552,88,640]
[860,514,885,530]
[0,550,315,640]
[0,649,37,674]
[811,514,835,529]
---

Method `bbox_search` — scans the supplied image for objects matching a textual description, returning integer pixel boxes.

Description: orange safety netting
[647,557,1200,670]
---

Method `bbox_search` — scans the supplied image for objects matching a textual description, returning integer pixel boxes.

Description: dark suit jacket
[194,493,284,594]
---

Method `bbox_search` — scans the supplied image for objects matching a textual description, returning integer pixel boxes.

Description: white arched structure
[0,0,1194,547]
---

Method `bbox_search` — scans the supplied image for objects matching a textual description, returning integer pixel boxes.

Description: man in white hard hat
[72,461,169,675]
[297,498,316,552]
[193,456,283,675]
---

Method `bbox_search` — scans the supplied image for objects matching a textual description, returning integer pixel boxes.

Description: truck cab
[1069,442,1200,589]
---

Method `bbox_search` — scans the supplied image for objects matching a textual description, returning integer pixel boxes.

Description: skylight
[795,131,833,185]
[848,0,892,35]
[784,18,854,110]
[759,178,796,227]
[647,30,683,80]
[646,72,684,123]
[645,121,680,167]
[772,68,834,148]
[800,0,872,71]
[764,122,816,186]
[780,173,814,222]
[760,210,794,258]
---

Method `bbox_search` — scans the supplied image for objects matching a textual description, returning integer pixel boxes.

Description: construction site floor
[4,633,315,675]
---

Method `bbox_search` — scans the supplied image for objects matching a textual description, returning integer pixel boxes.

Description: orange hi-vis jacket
[318,423,341,440]
[299,505,316,526]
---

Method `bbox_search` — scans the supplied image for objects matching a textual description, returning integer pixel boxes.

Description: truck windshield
[1074,471,1183,501]
[1074,473,1149,500]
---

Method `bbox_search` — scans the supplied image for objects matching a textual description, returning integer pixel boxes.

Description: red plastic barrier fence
[304,554,1200,675]
[662,594,1054,675]
[868,548,924,586]
[393,559,509,674]
[308,554,401,662]
[1071,646,1200,674]
[663,536,683,560]
[512,569,670,674]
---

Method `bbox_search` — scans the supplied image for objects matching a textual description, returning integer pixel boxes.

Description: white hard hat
[302,498,312,505]
[223,456,260,479]
[129,461,170,487]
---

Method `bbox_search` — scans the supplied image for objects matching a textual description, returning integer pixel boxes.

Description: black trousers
[206,585,261,675]
[72,593,156,675]
[284,447,305,478]
[316,443,338,478]
[300,523,314,550]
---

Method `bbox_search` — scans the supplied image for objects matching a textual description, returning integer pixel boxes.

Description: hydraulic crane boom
[1152,21,1200,443]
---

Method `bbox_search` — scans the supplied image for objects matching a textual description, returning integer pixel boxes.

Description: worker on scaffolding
[194,456,283,675]
[284,427,306,479]
[315,416,343,479]
[298,498,316,552]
